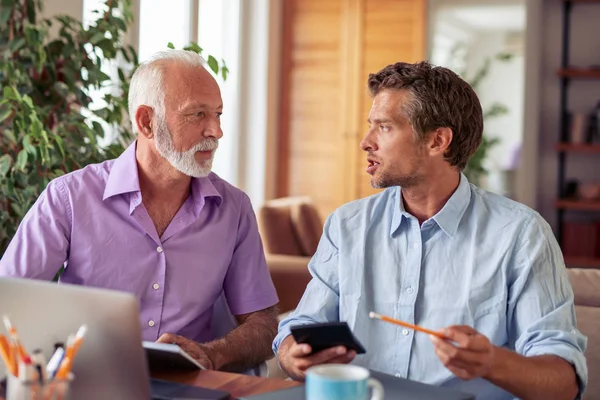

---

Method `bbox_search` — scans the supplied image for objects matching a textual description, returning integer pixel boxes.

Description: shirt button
[402,329,409,336]
[152,283,159,290]
[148,320,155,327]
[156,246,163,253]
[413,243,418,249]
[406,287,414,294]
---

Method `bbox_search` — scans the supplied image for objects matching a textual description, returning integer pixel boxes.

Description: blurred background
[1,0,599,268]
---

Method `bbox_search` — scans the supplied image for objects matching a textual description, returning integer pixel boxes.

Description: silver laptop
[0,277,150,400]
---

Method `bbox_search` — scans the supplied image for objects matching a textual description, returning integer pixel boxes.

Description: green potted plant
[0,0,227,255]
[458,52,513,186]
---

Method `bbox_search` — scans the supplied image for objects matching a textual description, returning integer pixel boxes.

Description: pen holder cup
[6,373,74,400]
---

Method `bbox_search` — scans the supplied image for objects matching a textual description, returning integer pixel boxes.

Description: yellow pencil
[0,334,17,376]
[2,316,27,362]
[369,311,447,339]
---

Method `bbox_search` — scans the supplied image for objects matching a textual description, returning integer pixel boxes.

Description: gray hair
[128,49,207,133]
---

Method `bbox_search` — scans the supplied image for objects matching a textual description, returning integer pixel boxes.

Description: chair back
[567,268,600,399]
[257,196,323,257]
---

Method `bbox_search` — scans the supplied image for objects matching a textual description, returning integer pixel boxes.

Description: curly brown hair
[367,61,483,170]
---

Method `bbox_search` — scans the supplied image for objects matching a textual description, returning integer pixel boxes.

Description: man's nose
[360,129,376,152]
[203,116,223,139]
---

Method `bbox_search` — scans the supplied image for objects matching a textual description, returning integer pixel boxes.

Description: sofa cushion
[568,268,600,307]
[575,305,600,400]
[567,268,600,399]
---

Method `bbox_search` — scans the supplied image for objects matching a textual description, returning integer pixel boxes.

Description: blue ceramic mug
[306,364,384,400]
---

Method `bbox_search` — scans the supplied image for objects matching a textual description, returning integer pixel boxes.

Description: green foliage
[457,52,514,186]
[0,0,227,255]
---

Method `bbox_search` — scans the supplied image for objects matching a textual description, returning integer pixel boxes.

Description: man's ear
[428,127,453,157]
[135,105,154,139]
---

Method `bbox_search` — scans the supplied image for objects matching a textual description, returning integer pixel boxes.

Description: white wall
[42,0,83,36]
[464,32,524,172]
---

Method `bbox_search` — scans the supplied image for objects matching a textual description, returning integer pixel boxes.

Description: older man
[274,61,587,399]
[0,50,279,372]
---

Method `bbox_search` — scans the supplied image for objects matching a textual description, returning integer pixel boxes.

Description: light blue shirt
[273,174,587,399]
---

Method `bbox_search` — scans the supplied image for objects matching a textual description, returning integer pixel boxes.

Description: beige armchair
[567,268,600,399]
[257,197,322,313]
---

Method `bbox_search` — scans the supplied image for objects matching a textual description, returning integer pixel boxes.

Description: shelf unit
[563,256,600,269]
[555,199,600,211]
[556,0,600,268]
[556,68,600,78]
[555,143,600,153]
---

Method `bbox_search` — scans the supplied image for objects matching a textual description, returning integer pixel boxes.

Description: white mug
[305,364,384,400]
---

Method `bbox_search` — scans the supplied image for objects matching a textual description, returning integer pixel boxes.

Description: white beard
[154,118,218,178]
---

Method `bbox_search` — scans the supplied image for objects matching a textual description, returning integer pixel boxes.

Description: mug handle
[367,378,385,400]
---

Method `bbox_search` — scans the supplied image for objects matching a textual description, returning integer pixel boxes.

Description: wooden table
[153,369,302,399]
[0,370,300,400]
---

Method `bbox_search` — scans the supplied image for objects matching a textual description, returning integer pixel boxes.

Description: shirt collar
[389,173,471,237]
[103,140,223,214]
[103,141,140,201]
[432,173,471,237]
[189,174,223,217]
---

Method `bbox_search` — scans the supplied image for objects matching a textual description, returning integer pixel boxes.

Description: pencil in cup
[3,316,28,362]
[6,370,73,400]
[55,325,86,380]
[0,334,18,376]
[368,312,447,339]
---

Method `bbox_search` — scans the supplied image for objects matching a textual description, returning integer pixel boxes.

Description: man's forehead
[162,63,218,90]
[162,66,221,107]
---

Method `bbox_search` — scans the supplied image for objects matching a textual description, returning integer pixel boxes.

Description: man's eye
[380,125,389,132]
[195,112,205,118]
[216,112,222,119]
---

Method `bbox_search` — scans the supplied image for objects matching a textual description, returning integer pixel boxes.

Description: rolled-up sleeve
[223,193,278,316]
[0,179,71,279]
[272,213,341,355]
[508,214,588,397]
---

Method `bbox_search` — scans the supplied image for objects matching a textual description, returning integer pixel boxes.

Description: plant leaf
[0,107,11,123]
[0,154,12,177]
[221,62,229,81]
[207,55,218,75]
[16,150,28,171]
[89,32,106,45]
[0,7,11,26]
[22,134,36,155]
[167,42,175,49]
[184,42,203,54]
[9,38,26,51]
[54,135,65,158]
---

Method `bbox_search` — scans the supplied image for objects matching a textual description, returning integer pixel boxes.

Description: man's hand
[430,325,495,380]
[157,333,215,370]
[277,335,357,381]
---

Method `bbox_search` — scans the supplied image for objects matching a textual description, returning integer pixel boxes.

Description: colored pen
[54,356,71,380]
[70,324,87,358]
[0,334,16,376]
[31,349,48,383]
[369,311,447,339]
[2,316,28,361]
[46,346,65,379]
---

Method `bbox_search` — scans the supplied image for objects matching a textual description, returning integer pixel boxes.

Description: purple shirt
[0,142,278,342]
